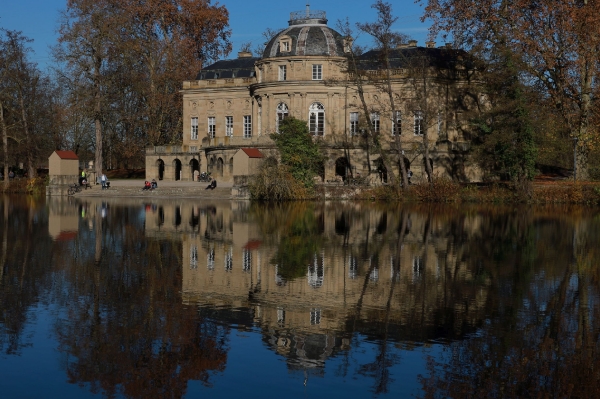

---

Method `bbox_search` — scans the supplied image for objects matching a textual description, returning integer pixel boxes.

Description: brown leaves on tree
[418,0,600,179]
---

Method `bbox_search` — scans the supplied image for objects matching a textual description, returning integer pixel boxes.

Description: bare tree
[336,19,400,188]
[55,0,116,179]
[357,1,410,187]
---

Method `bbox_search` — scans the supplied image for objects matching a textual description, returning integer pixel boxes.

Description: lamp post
[573,136,578,182]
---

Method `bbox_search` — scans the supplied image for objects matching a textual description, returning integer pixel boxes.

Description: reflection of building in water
[47,197,80,240]
[145,201,491,371]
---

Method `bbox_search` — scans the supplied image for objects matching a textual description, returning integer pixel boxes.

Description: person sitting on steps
[143,181,152,190]
[205,179,217,190]
[151,179,158,189]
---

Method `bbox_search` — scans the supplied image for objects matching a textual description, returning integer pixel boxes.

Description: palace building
[145,6,483,184]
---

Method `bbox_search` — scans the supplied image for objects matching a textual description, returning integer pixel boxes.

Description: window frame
[414,111,424,136]
[225,116,233,137]
[350,112,359,136]
[208,116,216,138]
[191,117,198,140]
[371,112,380,134]
[278,65,287,81]
[309,102,325,136]
[279,36,291,53]
[312,64,322,80]
[276,103,289,133]
[392,111,402,136]
[243,115,252,138]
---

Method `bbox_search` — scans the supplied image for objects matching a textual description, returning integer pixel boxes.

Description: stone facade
[146,7,483,184]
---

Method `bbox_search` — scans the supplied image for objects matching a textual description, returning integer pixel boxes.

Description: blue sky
[0,0,432,71]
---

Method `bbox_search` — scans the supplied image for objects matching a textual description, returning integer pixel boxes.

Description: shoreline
[67,179,236,200]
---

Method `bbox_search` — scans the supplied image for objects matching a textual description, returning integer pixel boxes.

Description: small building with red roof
[233,148,264,179]
[47,150,80,196]
[49,150,79,176]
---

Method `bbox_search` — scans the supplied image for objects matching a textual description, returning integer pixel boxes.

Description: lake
[1,195,599,398]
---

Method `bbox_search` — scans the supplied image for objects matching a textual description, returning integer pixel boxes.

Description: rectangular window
[371,112,380,134]
[350,112,359,135]
[191,117,198,140]
[208,117,216,138]
[414,111,423,136]
[279,65,286,81]
[243,115,252,138]
[392,111,401,136]
[226,116,233,137]
[312,64,322,80]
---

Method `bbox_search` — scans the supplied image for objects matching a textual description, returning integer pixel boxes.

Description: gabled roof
[53,150,79,160]
[241,148,264,158]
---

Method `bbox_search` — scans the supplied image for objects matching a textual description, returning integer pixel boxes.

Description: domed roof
[262,8,346,59]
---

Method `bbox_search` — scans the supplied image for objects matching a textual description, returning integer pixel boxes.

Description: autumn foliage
[419,0,600,179]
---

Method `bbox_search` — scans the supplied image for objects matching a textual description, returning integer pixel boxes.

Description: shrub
[270,117,324,189]
[248,163,310,201]
[412,179,462,202]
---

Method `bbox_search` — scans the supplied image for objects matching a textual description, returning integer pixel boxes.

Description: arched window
[309,102,325,136]
[276,103,289,133]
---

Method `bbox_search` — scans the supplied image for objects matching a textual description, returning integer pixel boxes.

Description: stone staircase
[74,185,233,199]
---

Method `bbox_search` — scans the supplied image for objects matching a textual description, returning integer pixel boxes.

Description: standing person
[101,173,108,189]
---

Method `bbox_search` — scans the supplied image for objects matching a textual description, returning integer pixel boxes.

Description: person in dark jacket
[205,179,217,190]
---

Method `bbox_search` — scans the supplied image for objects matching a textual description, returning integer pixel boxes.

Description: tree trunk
[0,101,8,186]
[384,50,408,189]
[17,86,35,178]
[574,58,594,181]
[94,57,103,179]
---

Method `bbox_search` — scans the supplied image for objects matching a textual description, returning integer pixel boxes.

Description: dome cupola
[262,5,346,59]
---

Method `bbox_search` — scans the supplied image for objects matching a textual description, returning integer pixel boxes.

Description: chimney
[408,40,418,47]
[396,43,409,49]
[238,51,253,58]
[426,41,435,48]
[444,43,452,49]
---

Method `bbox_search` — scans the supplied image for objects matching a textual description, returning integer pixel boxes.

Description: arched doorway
[335,157,350,181]
[216,157,224,177]
[209,157,215,175]
[375,158,387,183]
[189,159,199,181]
[173,159,182,181]
[156,159,165,180]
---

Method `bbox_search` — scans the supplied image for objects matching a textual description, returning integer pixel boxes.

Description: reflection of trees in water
[0,197,52,355]
[52,203,229,398]
[420,208,600,398]
[252,203,323,282]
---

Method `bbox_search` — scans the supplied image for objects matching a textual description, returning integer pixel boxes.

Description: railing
[290,10,326,20]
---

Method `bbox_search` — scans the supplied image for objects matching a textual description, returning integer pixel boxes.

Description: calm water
[1,196,600,398]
